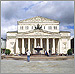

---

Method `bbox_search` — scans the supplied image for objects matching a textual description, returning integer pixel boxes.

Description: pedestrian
[49,49,51,57]
[45,51,47,56]
[26,50,31,62]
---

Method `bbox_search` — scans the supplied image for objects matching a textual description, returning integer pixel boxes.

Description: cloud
[1,1,74,39]
[60,25,74,39]
[1,25,17,39]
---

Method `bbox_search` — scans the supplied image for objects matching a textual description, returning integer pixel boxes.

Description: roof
[59,31,70,33]
[7,31,18,33]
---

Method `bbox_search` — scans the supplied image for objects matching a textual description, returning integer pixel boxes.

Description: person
[45,51,47,55]
[18,51,20,56]
[45,51,48,56]
[26,50,31,62]
[49,49,51,57]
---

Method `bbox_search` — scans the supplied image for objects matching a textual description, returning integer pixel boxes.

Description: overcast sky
[1,1,74,39]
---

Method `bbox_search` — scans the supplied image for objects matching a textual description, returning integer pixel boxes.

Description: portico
[15,36,59,54]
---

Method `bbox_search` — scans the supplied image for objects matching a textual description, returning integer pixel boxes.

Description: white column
[59,38,62,54]
[57,39,60,55]
[40,38,43,48]
[52,38,55,54]
[28,38,30,52]
[34,38,36,48]
[16,38,19,54]
[46,38,49,53]
[22,38,25,54]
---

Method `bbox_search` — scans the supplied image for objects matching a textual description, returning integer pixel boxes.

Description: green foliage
[5,49,11,55]
[1,49,2,53]
[67,49,73,55]
[1,48,3,53]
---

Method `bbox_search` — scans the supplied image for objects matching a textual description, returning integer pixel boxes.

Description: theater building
[6,16,71,55]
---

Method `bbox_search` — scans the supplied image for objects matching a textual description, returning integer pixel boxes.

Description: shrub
[1,48,4,53]
[5,49,11,55]
[1,49,2,53]
[67,49,73,55]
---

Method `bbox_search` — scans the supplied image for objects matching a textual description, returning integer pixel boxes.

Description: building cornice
[7,31,18,33]
[59,31,70,33]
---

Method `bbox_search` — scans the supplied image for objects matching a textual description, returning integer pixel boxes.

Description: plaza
[1,59,74,73]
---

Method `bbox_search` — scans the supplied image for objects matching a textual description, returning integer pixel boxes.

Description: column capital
[53,38,55,39]
[22,38,24,40]
[46,38,49,39]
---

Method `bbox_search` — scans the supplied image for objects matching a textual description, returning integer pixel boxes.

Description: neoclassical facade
[6,16,71,55]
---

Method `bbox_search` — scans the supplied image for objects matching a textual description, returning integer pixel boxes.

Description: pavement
[1,59,74,73]
[2,55,74,61]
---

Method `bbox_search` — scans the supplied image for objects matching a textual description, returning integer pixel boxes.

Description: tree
[67,49,73,55]
[5,49,11,55]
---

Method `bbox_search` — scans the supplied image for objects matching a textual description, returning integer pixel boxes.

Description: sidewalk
[2,55,74,61]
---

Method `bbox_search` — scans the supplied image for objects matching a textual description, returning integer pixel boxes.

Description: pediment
[18,16,59,23]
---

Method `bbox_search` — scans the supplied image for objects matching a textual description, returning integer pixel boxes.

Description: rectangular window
[48,26,52,29]
[44,26,45,29]
[20,26,23,30]
[22,26,23,29]
[25,26,29,30]
[32,26,33,29]
[54,26,57,29]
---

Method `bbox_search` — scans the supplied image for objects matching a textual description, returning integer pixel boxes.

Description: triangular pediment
[18,16,59,23]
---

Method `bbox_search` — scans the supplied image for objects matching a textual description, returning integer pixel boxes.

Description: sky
[1,1,74,39]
